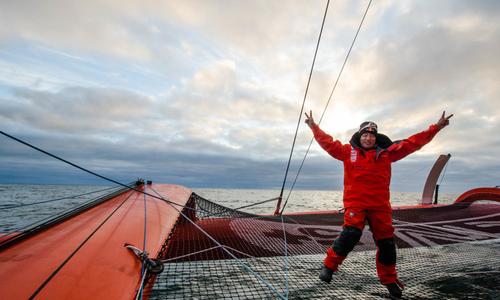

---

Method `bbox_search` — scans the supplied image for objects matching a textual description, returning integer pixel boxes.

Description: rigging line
[282,215,324,252]
[136,186,149,300]
[280,0,373,215]
[199,197,322,254]
[162,245,224,262]
[232,197,280,210]
[162,245,259,263]
[0,185,120,211]
[204,197,280,217]
[275,0,331,216]
[29,191,135,300]
[135,271,149,300]
[143,186,148,254]
[280,214,289,299]
[0,131,195,212]
[148,187,287,300]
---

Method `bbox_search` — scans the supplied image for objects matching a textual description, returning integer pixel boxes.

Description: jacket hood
[350,131,393,150]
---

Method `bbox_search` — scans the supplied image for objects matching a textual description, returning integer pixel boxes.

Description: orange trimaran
[0,153,499,299]
[0,183,191,299]
[1,1,499,296]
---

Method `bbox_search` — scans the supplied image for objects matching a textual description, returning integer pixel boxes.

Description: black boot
[319,265,334,283]
[385,282,403,299]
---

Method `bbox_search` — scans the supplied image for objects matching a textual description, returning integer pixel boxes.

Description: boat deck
[150,239,500,299]
[154,193,500,299]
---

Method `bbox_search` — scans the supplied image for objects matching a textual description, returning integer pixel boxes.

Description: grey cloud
[0,130,343,190]
[156,60,300,159]
[0,1,151,60]
[0,1,323,62]
[0,0,372,91]
[0,59,301,162]
[4,128,494,195]
[159,1,322,54]
[1,87,153,133]
[1,1,499,193]
[344,28,500,111]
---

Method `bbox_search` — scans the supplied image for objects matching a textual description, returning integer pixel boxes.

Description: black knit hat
[358,121,378,135]
[350,121,393,150]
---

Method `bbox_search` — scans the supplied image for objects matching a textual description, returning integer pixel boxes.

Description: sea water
[0,184,458,233]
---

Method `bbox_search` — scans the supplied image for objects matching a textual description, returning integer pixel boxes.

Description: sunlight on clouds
[1,1,499,190]
[480,115,496,123]
[440,14,494,38]
[189,59,236,93]
[319,102,367,134]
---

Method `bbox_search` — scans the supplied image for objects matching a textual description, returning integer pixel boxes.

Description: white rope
[161,246,222,262]
[280,214,290,299]
[222,245,257,259]
[134,270,148,300]
[282,215,325,252]
[161,244,257,263]
[135,187,149,300]
[280,0,373,213]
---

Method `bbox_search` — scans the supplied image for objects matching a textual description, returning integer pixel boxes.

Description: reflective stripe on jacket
[311,124,440,210]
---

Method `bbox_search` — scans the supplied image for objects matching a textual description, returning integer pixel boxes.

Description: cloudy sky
[0,0,499,195]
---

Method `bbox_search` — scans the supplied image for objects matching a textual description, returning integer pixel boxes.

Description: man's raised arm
[388,111,453,162]
[305,110,349,161]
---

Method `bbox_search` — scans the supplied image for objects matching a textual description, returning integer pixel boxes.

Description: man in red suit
[304,111,453,299]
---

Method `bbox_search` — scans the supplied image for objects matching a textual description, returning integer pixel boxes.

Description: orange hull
[0,184,191,300]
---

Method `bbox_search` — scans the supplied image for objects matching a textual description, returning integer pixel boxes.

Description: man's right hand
[437,111,453,129]
[304,110,316,128]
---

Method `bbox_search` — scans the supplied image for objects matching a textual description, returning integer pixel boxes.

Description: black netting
[192,193,258,219]
[149,241,500,299]
[144,193,500,299]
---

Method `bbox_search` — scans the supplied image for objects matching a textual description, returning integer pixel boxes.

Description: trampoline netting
[141,192,500,299]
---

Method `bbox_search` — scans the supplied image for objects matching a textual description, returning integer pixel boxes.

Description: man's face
[360,132,376,149]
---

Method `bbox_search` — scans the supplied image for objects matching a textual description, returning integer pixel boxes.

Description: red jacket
[311,124,441,210]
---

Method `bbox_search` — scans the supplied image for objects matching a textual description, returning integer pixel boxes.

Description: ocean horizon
[0,184,459,233]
